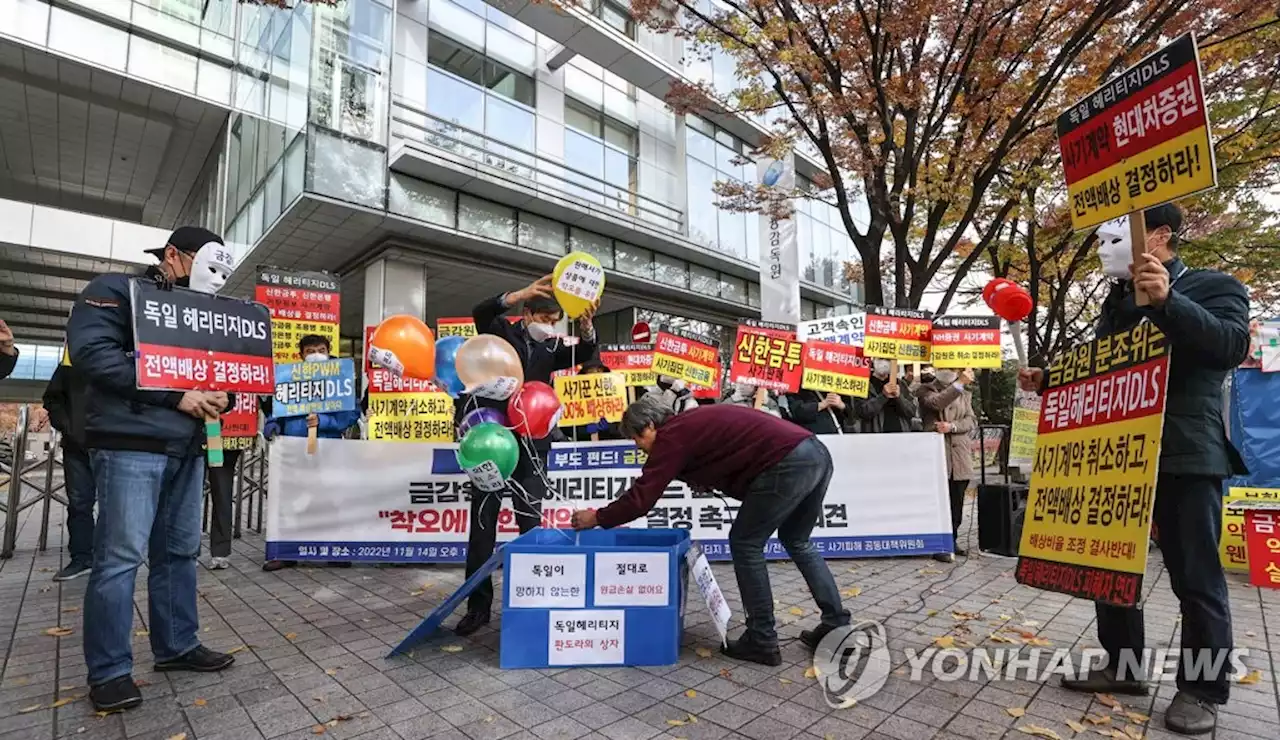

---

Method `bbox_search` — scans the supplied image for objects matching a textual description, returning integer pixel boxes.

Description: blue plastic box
[500,527,691,669]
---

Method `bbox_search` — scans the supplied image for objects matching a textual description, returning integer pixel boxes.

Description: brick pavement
[1,499,1278,740]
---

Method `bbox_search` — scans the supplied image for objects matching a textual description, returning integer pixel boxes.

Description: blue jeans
[62,444,96,565]
[84,450,205,685]
[729,437,851,646]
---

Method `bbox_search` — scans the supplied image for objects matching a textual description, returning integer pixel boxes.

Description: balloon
[456,422,519,491]
[982,278,1033,322]
[507,381,563,439]
[457,407,508,439]
[370,315,436,380]
[456,335,524,400]
[434,335,467,397]
[551,251,606,319]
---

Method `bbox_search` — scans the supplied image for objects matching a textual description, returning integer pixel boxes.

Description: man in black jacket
[1019,205,1249,736]
[454,274,598,635]
[67,227,236,712]
[853,359,918,433]
[783,390,849,434]
[42,362,97,581]
[0,319,17,378]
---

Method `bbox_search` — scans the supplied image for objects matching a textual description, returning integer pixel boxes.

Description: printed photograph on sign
[508,554,587,608]
[593,552,670,607]
[862,307,932,362]
[548,610,624,666]
[930,315,1002,369]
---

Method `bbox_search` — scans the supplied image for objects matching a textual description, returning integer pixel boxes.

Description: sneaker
[154,645,236,673]
[721,633,782,667]
[53,561,92,582]
[932,552,955,563]
[1164,691,1217,735]
[209,557,230,570]
[454,611,491,637]
[89,675,143,712]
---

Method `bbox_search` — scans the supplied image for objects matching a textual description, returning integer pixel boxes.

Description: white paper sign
[548,609,625,666]
[798,313,866,347]
[469,376,520,400]
[593,552,670,606]
[686,545,731,646]
[507,553,586,608]
[556,258,605,301]
[465,459,506,493]
[367,345,404,376]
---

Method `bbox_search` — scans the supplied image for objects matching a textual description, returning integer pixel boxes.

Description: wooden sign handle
[307,425,318,455]
[753,387,767,409]
[205,416,224,468]
[1130,213,1150,307]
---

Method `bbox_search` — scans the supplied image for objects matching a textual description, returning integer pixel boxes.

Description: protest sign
[1008,390,1042,471]
[437,317,478,338]
[1220,486,1280,573]
[598,345,656,387]
[221,392,260,451]
[798,312,865,347]
[1057,33,1215,231]
[556,372,628,427]
[729,320,803,393]
[863,307,932,362]
[652,328,721,388]
[273,358,357,418]
[1016,321,1171,607]
[130,280,273,393]
[930,316,1002,369]
[255,267,340,363]
[686,544,731,646]
[801,340,871,398]
[362,326,451,441]
[1240,504,1280,588]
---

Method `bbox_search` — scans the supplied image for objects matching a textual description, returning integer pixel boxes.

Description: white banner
[798,312,866,347]
[265,435,953,563]
[758,156,800,324]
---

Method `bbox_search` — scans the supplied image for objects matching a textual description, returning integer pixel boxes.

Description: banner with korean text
[729,320,803,393]
[930,316,1002,369]
[273,358,358,417]
[1016,321,1171,607]
[652,327,721,388]
[129,280,274,393]
[255,267,341,362]
[598,345,655,387]
[1057,32,1216,231]
[363,326,453,442]
[798,312,865,347]
[863,307,932,362]
[556,372,628,427]
[1008,390,1042,471]
[437,317,478,338]
[264,434,953,563]
[221,393,260,451]
[801,340,870,398]
[1220,486,1280,573]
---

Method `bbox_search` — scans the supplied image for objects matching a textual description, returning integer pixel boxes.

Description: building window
[427,33,533,106]
[311,0,391,144]
[596,0,635,38]
[563,98,639,217]
[685,115,757,261]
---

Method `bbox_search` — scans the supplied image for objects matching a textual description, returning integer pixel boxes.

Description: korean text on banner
[1008,390,1042,470]
[729,320,803,393]
[556,372,628,427]
[798,312,865,347]
[863,307,932,362]
[1015,321,1171,607]
[362,325,451,441]
[931,316,1002,369]
[686,545,731,645]
[758,156,800,324]
[130,280,274,393]
[1057,33,1216,231]
[437,317,478,338]
[255,267,341,362]
[598,345,655,387]
[273,358,357,418]
[652,328,721,388]
[1220,487,1280,572]
[221,393,260,451]
[801,340,871,398]
[1242,507,1280,588]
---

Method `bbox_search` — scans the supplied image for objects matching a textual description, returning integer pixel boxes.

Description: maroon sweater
[595,404,813,529]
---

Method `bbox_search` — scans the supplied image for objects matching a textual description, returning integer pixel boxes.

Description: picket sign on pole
[1130,214,1150,306]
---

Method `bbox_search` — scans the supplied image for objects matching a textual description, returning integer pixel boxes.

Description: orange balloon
[369,315,436,380]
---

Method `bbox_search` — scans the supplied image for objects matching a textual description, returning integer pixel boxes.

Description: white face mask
[188,241,236,294]
[935,369,958,384]
[872,360,892,380]
[525,321,558,343]
[304,353,329,363]
[1095,218,1133,279]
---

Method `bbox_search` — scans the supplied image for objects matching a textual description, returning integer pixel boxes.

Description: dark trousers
[62,444,96,565]
[728,438,851,646]
[206,450,240,558]
[464,445,545,613]
[1096,474,1233,704]
[948,479,970,541]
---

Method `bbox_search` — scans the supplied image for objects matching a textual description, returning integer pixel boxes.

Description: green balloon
[457,422,519,480]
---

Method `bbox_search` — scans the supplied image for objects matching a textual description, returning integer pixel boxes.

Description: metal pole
[37,432,58,552]
[2,406,31,559]
[255,441,265,533]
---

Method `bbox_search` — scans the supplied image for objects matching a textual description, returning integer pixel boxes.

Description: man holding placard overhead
[453,273,599,636]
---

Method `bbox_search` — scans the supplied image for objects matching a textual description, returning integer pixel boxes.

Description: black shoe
[454,611,490,636]
[721,633,782,667]
[1165,691,1217,735]
[53,561,92,582]
[154,645,235,673]
[932,552,955,563]
[954,546,969,557]
[1060,667,1148,696]
[800,624,840,651]
[89,676,142,712]
[262,560,297,572]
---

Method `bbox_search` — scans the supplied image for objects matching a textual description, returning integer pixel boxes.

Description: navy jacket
[66,268,223,457]
[42,364,91,451]
[1096,259,1250,477]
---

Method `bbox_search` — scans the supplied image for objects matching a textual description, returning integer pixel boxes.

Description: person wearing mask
[454,276,598,636]
[67,227,236,712]
[261,335,362,573]
[1018,204,1249,735]
[42,360,96,581]
[851,359,918,434]
[917,367,977,562]
[724,382,782,417]
[783,389,848,434]
[0,319,16,379]
[571,403,851,664]
[566,357,623,442]
[639,375,698,414]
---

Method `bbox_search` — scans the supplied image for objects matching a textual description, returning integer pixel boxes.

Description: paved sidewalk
[1,501,1277,740]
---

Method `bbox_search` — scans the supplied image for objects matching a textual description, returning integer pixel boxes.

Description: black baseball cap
[1143,204,1182,234]
[145,226,224,260]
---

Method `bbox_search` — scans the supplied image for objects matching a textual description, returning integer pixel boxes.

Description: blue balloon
[435,336,467,397]
[457,407,508,439]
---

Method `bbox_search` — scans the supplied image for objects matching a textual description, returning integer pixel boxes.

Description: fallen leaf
[441,645,464,653]
[788,607,805,616]
[325,668,338,676]
[1238,669,1262,685]
[50,696,79,708]
[1022,620,1040,627]
[926,610,939,617]
[193,698,207,707]
[96,709,125,718]
[61,607,80,613]
[804,666,820,679]
[409,590,426,597]
[44,627,73,637]
[483,716,496,724]
[1067,720,1087,733]
[919,568,942,575]
[312,725,326,735]
[167,734,188,740]
[666,718,687,727]
[1000,614,1013,621]
[778,678,793,685]
[18,704,43,713]
[1124,712,1148,724]
[135,630,149,637]
[719,668,732,679]
[684,689,697,698]
[285,633,298,641]
[1006,707,1026,718]
[833,696,857,709]
[841,587,863,598]
[694,647,713,658]
[990,634,1019,644]
[1027,637,1054,647]
[1084,713,1112,726]
[1016,726,1063,740]
[934,635,957,649]
[227,645,247,655]
[952,611,981,621]
[1095,693,1122,710]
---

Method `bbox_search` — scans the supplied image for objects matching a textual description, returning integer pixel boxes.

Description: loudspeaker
[977,483,1028,557]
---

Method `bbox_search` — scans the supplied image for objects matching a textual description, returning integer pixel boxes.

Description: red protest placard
[863,307,932,362]
[729,321,803,393]
[599,344,656,387]
[222,392,259,437]
[801,340,871,398]
[1244,509,1280,589]
[255,267,341,363]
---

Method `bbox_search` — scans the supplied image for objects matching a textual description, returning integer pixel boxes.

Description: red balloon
[507,381,563,439]
[982,278,1033,323]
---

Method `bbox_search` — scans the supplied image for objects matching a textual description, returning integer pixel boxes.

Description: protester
[566,357,623,442]
[639,374,698,414]
[0,319,16,379]
[851,359,918,434]
[67,226,235,712]
[782,389,848,434]
[917,367,977,561]
[571,403,851,665]
[205,449,241,570]
[1018,204,1249,735]
[454,276,598,636]
[723,382,782,416]
[42,361,96,581]
[261,335,361,573]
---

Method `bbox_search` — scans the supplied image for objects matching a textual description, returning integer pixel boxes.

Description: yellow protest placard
[652,328,721,388]
[1008,391,1041,470]
[863,308,932,362]
[930,316,1002,369]
[1220,487,1280,573]
[367,392,454,442]
[555,372,627,427]
[437,317,477,338]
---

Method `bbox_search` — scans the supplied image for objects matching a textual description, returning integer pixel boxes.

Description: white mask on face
[734,382,756,398]
[188,242,236,294]
[872,359,892,379]
[1096,218,1133,279]
[525,321,558,343]
[304,353,329,363]
[935,369,958,384]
